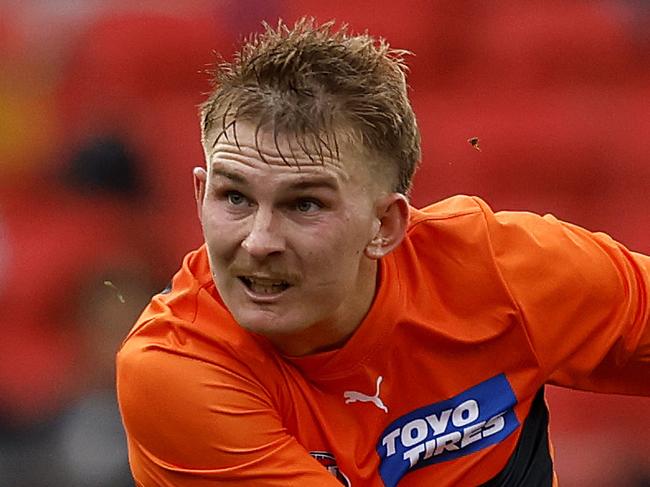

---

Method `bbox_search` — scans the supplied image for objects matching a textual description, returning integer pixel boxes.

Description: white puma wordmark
[344,376,388,413]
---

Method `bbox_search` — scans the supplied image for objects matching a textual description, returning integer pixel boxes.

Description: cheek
[203,227,244,269]
[301,225,370,273]
[338,214,375,254]
[202,209,243,243]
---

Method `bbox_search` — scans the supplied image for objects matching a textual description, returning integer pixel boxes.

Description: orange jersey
[117,195,650,486]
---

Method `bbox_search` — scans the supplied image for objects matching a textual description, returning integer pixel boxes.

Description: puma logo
[344,376,388,413]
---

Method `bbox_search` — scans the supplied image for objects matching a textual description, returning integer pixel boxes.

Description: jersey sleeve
[116,322,342,487]
[476,198,650,395]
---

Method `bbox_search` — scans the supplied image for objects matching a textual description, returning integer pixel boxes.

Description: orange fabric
[117,195,650,486]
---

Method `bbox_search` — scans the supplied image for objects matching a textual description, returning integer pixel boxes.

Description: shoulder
[406,195,600,264]
[116,323,285,476]
[401,195,497,267]
[116,245,282,434]
[409,195,485,226]
[116,248,287,472]
[394,194,623,321]
[388,197,517,338]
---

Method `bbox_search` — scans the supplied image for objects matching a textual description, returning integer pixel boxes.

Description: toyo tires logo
[376,374,519,487]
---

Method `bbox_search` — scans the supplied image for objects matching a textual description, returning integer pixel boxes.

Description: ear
[193,167,207,221]
[364,193,410,260]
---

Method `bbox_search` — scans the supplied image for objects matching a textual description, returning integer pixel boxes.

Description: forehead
[204,122,372,184]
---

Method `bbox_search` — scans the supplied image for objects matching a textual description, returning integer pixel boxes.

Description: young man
[116,19,650,486]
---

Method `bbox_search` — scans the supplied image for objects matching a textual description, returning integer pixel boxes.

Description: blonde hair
[200,18,420,194]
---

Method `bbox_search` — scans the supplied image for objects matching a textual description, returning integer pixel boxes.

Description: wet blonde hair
[200,18,420,194]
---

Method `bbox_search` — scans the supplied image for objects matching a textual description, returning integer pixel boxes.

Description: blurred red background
[0,1,648,485]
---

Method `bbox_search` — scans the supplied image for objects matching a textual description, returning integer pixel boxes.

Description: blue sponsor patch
[376,374,519,487]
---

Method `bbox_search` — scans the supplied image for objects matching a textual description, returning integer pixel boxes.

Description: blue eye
[227,191,246,206]
[295,199,321,213]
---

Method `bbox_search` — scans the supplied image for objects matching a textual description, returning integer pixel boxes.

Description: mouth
[239,276,291,295]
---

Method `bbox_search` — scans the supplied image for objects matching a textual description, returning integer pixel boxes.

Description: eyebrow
[210,166,340,192]
[211,167,246,184]
[288,177,339,192]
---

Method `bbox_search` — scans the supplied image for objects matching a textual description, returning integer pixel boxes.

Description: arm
[116,328,342,486]
[478,199,650,395]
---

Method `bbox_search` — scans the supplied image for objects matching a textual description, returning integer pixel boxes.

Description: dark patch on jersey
[309,451,351,486]
[160,281,172,294]
[480,387,553,486]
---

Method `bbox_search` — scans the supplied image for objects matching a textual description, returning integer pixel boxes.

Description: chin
[233,307,306,336]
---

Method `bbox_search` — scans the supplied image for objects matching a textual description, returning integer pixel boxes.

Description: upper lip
[238,274,293,285]
[244,274,285,280]
[243,273,285,279]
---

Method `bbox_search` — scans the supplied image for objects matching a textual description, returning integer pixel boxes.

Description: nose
[241,208,286,258]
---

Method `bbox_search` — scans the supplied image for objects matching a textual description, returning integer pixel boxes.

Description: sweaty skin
[194,123,409,356]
